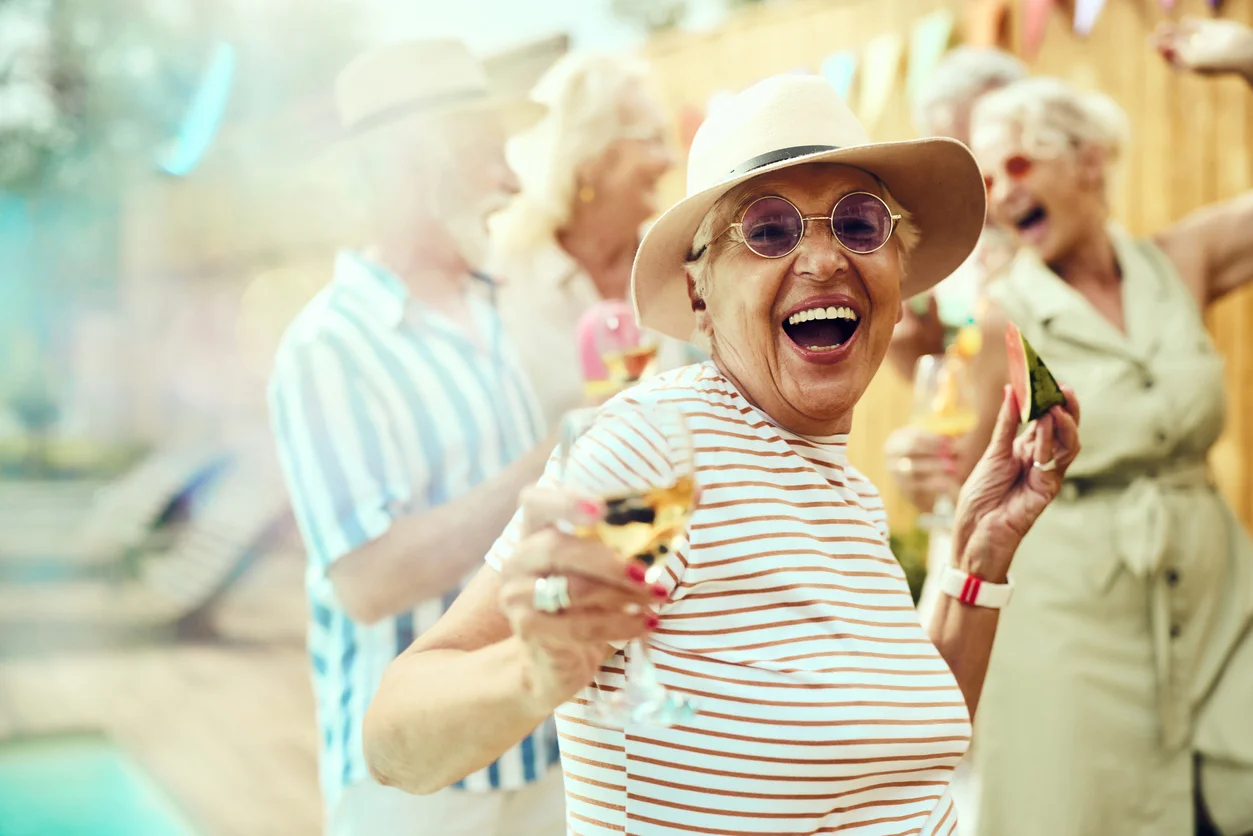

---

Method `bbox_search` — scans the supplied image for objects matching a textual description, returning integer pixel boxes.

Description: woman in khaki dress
[894,20,1253,836]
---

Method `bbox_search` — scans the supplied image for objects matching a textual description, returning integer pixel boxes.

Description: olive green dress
[974,226,1253,836]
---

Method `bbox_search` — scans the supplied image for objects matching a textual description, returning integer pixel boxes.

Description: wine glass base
[916,512,955,532]
[590,690,699,728]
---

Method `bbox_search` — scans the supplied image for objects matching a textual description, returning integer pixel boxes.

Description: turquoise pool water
[0,733,198,836]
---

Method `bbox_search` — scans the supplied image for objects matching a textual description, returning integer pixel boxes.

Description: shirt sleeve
[268,336,417,571]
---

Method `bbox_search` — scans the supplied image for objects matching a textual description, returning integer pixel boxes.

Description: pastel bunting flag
[1022,0,1056,62]
[1073,0,1106,36]
[1158,0,1176,8]
[965,0,1009,48]
[819,51,858,100]
[907,9,955,100]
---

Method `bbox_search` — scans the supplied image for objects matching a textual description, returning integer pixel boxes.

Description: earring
[578,185,596,203]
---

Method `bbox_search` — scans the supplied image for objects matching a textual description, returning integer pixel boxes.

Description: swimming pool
[0,732,198,836]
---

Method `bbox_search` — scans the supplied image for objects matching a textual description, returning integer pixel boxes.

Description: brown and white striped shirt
[487,362,970,835]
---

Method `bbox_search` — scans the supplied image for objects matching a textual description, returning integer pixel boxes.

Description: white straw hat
[335,39,545,137]
[632,74,986,342]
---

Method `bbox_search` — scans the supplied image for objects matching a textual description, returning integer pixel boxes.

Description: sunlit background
[2,0,1252,833]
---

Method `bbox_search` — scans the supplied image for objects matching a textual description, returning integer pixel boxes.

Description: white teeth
[786,305,859,326]
[805,345,840,352]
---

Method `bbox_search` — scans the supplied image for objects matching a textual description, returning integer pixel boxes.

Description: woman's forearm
[363,636,550,794]
[927,594,1000,718]
[926,540,1007,718]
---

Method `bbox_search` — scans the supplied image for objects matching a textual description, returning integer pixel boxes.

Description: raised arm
[1151,17,1253,306]
[269,339,558,625]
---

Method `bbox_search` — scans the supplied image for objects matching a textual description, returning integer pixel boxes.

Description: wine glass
[911,353,977,531]
[576,300,660,400]
[555,401,699,728]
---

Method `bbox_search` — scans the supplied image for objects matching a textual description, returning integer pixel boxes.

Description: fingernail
[627,563,648,583]
[651,583,668,598]
[645,614,660,629]
[577,499,604,519]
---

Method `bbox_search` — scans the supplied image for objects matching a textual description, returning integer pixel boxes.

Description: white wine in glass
[557,402,699,727]
[911,353,976,530]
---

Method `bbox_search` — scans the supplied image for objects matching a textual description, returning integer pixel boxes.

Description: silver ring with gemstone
[532,575,572,614]
[1033,457,1058,472]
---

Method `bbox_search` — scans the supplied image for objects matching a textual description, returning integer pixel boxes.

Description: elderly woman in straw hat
[490,51,687,425]
[363,74,1081,834]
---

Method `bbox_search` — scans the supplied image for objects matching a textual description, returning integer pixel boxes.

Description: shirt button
[1143,376,1156,390]
[1170,623,1182,639]
[1155,430,1168,444]
[1165,569,1180,586]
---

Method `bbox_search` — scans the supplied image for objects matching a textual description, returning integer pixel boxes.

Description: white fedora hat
[335,39,545,137]
[632,74,986,342]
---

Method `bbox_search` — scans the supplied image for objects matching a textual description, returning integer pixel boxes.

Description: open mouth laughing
[780,297,862,363]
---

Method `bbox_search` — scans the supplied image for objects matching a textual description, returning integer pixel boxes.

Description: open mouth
[1013,204,1047,233]
[781,304,860,353]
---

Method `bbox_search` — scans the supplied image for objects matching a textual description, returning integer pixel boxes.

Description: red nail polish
[577,499,603,518]
[627,563,648,583]
[645,614,660,629]
[651,583,668,598]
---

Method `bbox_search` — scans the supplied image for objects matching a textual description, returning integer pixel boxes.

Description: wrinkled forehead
[719,163,883,220]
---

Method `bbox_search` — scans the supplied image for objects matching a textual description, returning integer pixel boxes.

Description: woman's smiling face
[694,163,908,436]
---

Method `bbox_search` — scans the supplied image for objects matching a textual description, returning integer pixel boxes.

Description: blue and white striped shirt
[267,252,559,809]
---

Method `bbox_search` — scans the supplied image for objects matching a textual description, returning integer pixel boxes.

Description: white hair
[911,47,1029,137]
[970,76,1129,164]
[684,168,919,348]
[491,51,653,250]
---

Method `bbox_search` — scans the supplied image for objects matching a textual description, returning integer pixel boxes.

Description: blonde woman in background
[490,52,688,425]
[900,26,1253,835]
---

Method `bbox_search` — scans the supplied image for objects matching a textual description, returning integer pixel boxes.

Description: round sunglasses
[983,153,1033,194]
[716,192,902,260]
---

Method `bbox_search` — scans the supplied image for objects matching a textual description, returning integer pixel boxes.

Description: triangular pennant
[820,51,858,100]
[1073,0,1106,36]
[908,9,955,100]
[678,104,703,152]
[857,33,903,132]
[1022,0,1056,62]
[965,0,1010,48]
[1158,0,1176,8]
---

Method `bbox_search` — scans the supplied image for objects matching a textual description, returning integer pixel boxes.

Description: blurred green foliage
[890,526,930,604]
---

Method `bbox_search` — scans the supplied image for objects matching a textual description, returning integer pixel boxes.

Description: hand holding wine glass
[553,401,700,727]
[497,485,664,716]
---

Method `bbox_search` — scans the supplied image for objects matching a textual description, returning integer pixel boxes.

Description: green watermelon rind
[1005,322,1067,423]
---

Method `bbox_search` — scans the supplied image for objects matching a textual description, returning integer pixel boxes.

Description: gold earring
[578,185,596,203]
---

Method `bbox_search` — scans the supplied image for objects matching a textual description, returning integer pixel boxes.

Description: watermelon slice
[1005,321,1067,423]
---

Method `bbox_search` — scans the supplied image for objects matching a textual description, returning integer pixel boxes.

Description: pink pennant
[1073,0,1105,36]
[1158,0,1176,8]
[1022,0,1056,62]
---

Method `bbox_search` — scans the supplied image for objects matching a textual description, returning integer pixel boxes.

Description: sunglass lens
[1006,155,1032,178]
[741,197,804,258]
[831,193,892,253]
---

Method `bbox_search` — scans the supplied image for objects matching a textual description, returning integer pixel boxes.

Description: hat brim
[632,137,986,342]
[342,94,546,142]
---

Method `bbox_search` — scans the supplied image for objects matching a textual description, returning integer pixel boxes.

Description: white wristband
[940,566,1014,609]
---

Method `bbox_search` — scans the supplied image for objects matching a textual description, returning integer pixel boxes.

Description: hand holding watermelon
[949,366,1080,584]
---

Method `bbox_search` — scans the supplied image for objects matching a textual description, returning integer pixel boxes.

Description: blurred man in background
[267,40,564,835]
